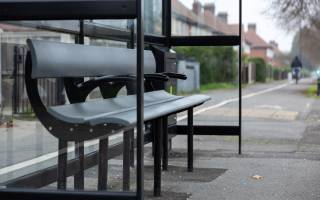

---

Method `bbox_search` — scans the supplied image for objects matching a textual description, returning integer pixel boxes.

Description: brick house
[244,24,274,63]
[172,0,239,36]
[269,40,288,68]
[171,0,285,68]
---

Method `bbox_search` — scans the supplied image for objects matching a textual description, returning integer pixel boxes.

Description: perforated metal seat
[48,90,210,126]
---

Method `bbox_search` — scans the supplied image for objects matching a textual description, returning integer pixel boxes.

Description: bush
[306,85,320,98]
[174,46,237,85]
[272,67,290,80]
[273,68,282,80]
[249,57,267,82]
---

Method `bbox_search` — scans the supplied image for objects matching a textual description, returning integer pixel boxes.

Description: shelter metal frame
[0,0,242,199]
[0,0,144,200]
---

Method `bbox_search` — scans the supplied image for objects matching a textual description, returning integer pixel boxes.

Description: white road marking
[177,82,291,121]
[0,82,292,176]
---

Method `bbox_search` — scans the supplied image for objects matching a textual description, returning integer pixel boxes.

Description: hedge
[249,57,267,82]
[174,46,237,85]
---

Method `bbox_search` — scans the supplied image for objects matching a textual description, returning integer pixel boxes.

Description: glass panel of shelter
[172,46,240,127]
[169,0,242,153]
[0,23,72,186]
[0,20,138,192]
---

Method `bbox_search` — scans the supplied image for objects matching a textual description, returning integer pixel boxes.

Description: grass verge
[306,85,320,99]
[200,83,237,93]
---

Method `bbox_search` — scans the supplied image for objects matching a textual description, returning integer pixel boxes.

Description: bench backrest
[27,39,156,78]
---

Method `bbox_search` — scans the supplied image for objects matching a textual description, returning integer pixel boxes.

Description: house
[244,24,274,63]
[171,0,285,68]
[269,40,288,68]
[172,0,239,36]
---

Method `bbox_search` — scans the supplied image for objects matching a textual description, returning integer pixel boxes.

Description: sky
[182,0,295,52]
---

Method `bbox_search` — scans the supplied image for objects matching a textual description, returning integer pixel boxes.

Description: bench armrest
[120,74,169,82]
[144,73,169,82]
[77,75,136,91]
[162,72,187,80]
[144,73,187,83]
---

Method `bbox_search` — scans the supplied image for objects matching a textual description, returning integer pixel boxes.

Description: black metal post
[162,116,168,171]
[74,142,84,190]
[238,0,242,155]
[12,46,19,114]
[162,0,171,47]
[123,132,131,191]
[168,137,172,151]
[136,0,145,199]
[57,140,68,190]
[0,0,146,200]
[129,130,135,168]
[153,119,162,197]
[98,138,109,190]
[74,19,85,190]
[187,109,193,172]
[126,20,135,169]
[152,127,155,157]
[127,20,135,49]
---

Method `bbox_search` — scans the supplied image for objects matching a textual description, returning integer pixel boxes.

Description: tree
[269,0,320,30]
[291,27,320,69]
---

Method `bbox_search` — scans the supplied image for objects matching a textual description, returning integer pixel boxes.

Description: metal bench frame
[24,38,210,197]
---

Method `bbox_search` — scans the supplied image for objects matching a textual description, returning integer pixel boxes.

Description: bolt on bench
[25,39,210,196]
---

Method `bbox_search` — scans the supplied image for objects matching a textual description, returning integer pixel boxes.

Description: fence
[241,62,256,84]
[1,43,64,115]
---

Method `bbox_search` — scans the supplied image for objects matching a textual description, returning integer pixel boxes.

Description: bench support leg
[123,131,131,191]
[162,116,168,171]
[153,118,162,197]
[129,129,135,168]
[152,130,155,157]
[98,137,109,190]
[57,140,68,190]
[74,141,84,190]
[188,109,194,172]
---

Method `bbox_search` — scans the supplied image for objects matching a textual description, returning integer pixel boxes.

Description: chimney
[192,0,202,15]
[269,40,278,48]
[217,12,228,24]
[248,23,256,32]
[204,3,215,15]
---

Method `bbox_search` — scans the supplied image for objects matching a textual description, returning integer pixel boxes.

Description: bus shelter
[0,0,242,199]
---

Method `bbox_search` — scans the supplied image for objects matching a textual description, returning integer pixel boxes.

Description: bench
[25,39,210,196]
